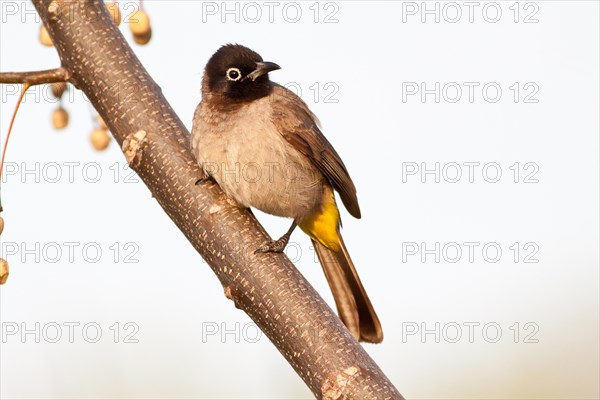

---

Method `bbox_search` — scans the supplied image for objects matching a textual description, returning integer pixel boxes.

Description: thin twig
[0,67,69,85]
[1,83,30,211]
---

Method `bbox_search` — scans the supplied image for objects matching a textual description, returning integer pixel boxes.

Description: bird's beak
[247,61,281,81]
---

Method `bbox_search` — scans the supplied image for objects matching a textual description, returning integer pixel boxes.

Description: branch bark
[9,1,403,398]
[0,67,68,84]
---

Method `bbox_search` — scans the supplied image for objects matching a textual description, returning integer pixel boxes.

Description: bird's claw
[254,237,288,254]
[195,175,213,185]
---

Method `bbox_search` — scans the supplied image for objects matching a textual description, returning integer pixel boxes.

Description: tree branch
[16,1,403,398]
[0,67,69,84]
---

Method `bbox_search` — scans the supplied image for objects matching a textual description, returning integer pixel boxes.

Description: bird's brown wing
[270,84,361,219]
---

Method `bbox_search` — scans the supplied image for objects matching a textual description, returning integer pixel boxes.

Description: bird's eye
[226,68,242,81]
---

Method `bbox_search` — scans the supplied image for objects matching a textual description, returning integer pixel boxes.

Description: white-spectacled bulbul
[191,44,382,343]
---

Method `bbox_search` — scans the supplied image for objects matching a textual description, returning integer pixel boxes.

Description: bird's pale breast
[191,95,324,220]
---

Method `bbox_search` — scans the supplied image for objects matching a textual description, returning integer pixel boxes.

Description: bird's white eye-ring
[226,68,242,81]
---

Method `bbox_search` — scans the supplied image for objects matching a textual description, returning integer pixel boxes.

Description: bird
[191,44,383,343]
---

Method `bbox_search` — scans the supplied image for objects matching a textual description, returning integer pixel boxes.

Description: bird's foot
[255,236,290,254]
[195,174,213,186]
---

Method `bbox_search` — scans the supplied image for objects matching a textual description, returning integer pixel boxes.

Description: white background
[1,1,599,399]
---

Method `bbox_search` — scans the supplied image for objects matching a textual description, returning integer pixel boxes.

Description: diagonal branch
[0,67,69,85]
[12,1,404,398]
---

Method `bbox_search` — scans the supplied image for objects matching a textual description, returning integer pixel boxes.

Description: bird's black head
[203,44,281,101]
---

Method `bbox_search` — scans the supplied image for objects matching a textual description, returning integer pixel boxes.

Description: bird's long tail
[311,235,383,343]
